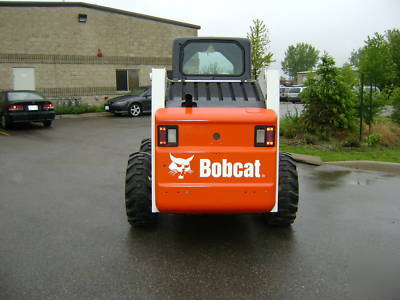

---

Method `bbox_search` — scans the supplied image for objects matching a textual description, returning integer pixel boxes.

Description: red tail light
[158,125,178,147]
[8,105,24,111]
[255,125,275,147]
[42,103,54,110]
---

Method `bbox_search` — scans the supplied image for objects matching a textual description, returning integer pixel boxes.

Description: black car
[0,90,55,129]
[105,87,151,117]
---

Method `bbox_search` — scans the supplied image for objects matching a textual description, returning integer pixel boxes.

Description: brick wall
[0,5,198,101]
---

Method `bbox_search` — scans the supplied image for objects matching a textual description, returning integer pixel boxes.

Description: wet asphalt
[1,116,400,300]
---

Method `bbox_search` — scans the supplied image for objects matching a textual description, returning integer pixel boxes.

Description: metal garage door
[13,68,35,90]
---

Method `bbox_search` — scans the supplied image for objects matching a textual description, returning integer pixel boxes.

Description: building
[296,71,317,85]
[0,2,200,103]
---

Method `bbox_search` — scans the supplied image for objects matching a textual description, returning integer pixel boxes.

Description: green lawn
[280,144,400,163]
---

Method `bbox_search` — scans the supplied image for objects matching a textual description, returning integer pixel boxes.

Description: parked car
[356,86,380,93]
[287,86,306,103]
[280,87,290,101]
[105,87,151,117]
[0,90,55,129]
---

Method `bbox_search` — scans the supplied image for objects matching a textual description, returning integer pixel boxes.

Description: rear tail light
[42,103,54,110]
[8,105,24,111]
[158,125,178,147]
[255,125,275,147]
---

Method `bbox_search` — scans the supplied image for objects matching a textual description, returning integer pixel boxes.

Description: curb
[326,161,400,175]
[289,153,323,166]
[55,112,111,119]
[289,153,400,175]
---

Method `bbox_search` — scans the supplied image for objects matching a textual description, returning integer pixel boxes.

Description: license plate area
[28,105,38,111]
[156,182,276,213]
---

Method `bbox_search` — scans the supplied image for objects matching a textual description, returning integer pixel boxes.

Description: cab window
[181,41,244,76]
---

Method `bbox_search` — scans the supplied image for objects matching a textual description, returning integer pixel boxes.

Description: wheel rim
[130,105,141,117]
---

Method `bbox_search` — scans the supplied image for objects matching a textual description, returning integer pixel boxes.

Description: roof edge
[0,1,201,30]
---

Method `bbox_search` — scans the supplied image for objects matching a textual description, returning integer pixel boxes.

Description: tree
[349,48,362,68]
[281,43,319,80]
[340,63,359,87]
[358,33,396,90]
[301,53,356,137]
[386,28,400,84]
[389,87,400,124]
[247,19,273,79]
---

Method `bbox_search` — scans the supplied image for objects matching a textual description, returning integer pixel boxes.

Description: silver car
[287,86,305,103]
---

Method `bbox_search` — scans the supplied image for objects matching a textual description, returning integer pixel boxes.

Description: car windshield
[7,91,44,101]
[289,88,301,93]
[181,41,244,76]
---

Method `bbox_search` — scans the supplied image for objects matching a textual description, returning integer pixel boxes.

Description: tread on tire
[125,152,157,227]
[140,138,151,153]
[265,152,299,226]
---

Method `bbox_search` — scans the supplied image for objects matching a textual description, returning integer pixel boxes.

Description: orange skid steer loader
[125,37,299,227]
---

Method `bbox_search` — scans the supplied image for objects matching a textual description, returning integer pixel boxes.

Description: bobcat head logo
[169,153,194,179]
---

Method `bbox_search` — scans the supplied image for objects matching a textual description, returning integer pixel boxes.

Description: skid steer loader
[125,37,299,227]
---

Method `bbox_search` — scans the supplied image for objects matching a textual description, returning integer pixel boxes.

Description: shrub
[304,134,317,145]
[342,139,361,148]
[55,104,105,115]
[280,109,303,139]
[301,53,357,137]
[366,133,382,147]
[369,119,400,147]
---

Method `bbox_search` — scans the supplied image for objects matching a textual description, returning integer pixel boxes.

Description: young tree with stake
[247,19,273,79]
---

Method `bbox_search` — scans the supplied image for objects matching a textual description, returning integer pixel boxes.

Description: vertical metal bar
[369,82,373,134]
[359,73,364,142]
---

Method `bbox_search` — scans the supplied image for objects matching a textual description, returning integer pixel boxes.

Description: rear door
[155,107,278,213]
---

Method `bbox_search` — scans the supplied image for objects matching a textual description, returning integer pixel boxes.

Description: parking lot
[1,116,400,299]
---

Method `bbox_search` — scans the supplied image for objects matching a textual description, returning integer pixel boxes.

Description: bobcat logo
[169,153,194,179]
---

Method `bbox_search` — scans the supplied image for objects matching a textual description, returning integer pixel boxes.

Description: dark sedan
[0,90,55,129]
[105,87,151,117]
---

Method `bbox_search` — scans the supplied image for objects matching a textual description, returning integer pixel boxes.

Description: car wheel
[1,114,11,129]
[129,103,141,117]
[43,120,52,128]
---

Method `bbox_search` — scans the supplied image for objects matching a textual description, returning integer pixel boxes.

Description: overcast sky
[25,0,400,71]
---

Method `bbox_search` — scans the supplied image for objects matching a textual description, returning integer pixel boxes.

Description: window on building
[78,14,87,23]
[116,69,139,91]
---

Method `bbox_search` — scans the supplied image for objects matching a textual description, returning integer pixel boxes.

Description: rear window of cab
[181,41,244,76]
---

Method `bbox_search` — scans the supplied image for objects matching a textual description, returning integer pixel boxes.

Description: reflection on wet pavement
[300,164,398,191]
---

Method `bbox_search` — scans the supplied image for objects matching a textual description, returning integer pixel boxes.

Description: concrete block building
[0,2,200,102]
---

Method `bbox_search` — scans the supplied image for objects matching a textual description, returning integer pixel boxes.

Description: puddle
[300,165,396,191]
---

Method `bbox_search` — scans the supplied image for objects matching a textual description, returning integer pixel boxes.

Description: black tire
[43,120,52,128]
[1,114,11,129]
[128,103,142,117]
[265,152,299,226]
[140,138,151,153]
[125,152,157,227]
